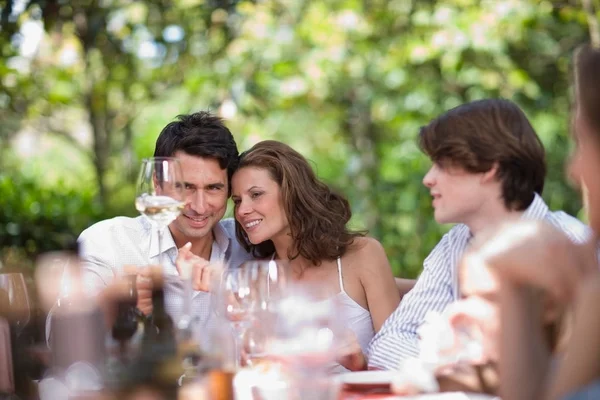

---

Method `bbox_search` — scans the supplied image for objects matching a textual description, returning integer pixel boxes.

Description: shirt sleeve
[78,225,118,295]
[367,234,455,370]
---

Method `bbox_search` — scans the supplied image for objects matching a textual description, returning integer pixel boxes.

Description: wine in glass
[135,157,184,268]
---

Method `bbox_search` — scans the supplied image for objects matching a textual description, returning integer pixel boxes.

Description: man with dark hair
[48,111,252,342]
[367,99,590,370]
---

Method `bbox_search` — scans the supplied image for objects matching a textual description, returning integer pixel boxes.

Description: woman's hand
[336,330,367,371]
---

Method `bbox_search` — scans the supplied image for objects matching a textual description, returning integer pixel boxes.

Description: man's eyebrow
[206,182,226,188]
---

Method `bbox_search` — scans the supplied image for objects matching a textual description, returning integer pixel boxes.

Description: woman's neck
[271,232,293,261]
[271,233,310,278]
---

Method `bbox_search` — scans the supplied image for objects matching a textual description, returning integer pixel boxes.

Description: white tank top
[273,255,376,372]
[333,257,376,355]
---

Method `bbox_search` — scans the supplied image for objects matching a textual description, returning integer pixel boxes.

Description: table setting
[0,156,500,400]
[0,257,501,400]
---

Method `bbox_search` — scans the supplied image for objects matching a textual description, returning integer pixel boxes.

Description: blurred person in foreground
[390,235,570,396]
[231,140,401,372]
[368,98,591,370]
[458,45,600,400]
[46,111,253,341]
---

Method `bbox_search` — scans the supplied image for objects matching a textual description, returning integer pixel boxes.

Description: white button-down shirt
[48,216,253,345]
[367,194,592,370]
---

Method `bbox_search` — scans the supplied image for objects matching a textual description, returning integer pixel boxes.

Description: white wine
[136,194,184,226]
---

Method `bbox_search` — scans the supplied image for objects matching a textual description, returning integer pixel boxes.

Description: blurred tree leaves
[0,0,597,276]
[0,170,106,269]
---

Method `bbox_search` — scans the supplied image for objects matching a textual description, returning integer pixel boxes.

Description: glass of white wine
[135,157,184,268]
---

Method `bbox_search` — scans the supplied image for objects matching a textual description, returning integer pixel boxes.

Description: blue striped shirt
[367,193,591,370]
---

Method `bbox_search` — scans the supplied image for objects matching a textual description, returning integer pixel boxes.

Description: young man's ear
[481,163,499,184]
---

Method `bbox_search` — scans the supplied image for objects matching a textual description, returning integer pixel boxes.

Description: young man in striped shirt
[367,98,590,370]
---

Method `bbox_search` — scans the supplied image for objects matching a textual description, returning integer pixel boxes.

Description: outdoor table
[339,387,499,400]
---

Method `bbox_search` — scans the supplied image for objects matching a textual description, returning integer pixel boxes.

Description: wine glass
[214,266,256,370]
[135,157,184,268]
[0,273,31,336]
[240,260,289,365]
[249,260,289,314]
[214,261,290,368]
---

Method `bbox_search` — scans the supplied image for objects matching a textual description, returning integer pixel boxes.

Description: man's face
[422,162,488,226]
[169,151,228,241]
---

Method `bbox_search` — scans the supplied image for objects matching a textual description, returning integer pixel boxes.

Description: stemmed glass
[215,267,255,370]
[251,260,289,313]
[215,260,289,369]
[242,260,289,366]
[0,273,31,336]
[135,157,185,269]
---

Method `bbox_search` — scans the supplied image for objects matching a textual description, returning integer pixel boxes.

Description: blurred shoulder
[578,273,600,303]
[546,210,591,244]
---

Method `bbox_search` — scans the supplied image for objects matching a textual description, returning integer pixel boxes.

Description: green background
[1,0,597,277]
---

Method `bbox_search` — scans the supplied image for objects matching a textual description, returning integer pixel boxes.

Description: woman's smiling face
[231,166,289,245]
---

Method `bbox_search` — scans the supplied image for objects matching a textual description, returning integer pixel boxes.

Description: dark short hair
[575,45,600,142]
[154,111,239,188]
[234,140,365,265]
[419,98,546,211]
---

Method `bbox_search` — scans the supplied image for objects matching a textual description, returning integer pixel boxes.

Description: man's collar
[212,220,232,253]
[462,193,548,240]
[522,192,548,220]
[147,219,232,259]
[148,224,178,259]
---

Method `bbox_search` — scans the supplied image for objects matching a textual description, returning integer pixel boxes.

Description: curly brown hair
[233,140,365,265]
[419,98,546,211]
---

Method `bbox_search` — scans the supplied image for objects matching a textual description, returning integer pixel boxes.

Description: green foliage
[0,0,596,277]
[0,171,106,269]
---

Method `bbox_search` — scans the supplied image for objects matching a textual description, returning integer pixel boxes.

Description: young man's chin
[433,212,449,224]
[434,215,458,226]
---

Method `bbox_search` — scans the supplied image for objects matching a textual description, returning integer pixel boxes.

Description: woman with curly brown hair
[231,140,401,371]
